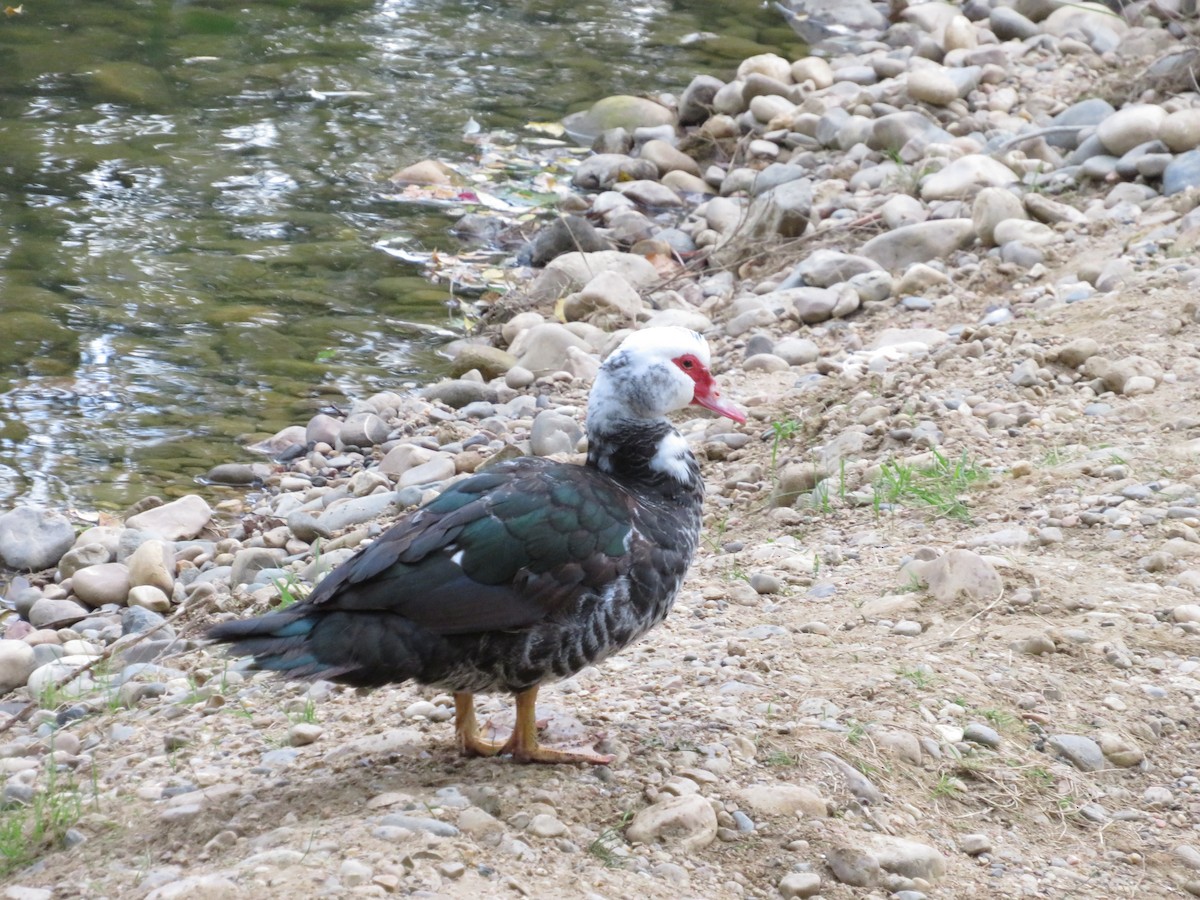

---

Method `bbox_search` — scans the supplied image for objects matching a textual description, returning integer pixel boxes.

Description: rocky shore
[5,2,1200,897]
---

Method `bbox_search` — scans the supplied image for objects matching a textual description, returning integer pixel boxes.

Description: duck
[207,326,745,764]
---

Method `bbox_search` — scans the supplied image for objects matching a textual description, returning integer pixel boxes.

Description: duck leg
[495,686,615,765]
[454,692,506,757]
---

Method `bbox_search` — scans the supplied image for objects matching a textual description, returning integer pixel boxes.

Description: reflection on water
[0,0,798,510]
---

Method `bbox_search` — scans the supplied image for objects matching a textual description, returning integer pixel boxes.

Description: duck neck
[586,418,703,501]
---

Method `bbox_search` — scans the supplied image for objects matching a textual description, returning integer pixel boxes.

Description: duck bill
[693,387,746,424]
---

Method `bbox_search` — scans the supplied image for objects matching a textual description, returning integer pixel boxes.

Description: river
[0,0,801,511]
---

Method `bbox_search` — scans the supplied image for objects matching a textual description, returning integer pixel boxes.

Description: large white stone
[625,794,717,852]
[1096,103,1166,156]
[0,640,36,692]
[125,495,213,542]
[920,155,1019,201]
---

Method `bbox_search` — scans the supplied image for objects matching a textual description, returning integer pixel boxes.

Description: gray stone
[28,597,90,628]
[779,872,822,898]
[562,95,675,143]
[531,410,584,456]
[1096,104,1166,156]
[286,511,332,543]
[420,379,491,409]
[963,722,1002,748]
[711,179,812,266]
[773,338,820,365]
[785,286,838,324]
[818,751,884,804]
[337,412,390,448]
[571,154,658,191]
[907,66,959,106]
[639,139,700,177]
[510,323,594,375]
[377,813,460,837]
[784,249,882,288]
[520,216,609,268]
[562,271,644,327]
[127,539,175,594]
[1047,734,1106,772]
[827,846,881,886]
[125,496,213,542]
[0,507,76,572]
[396,455,455,489]
[751,163,810,197]
[72,562,131,607]
[121,605,168,635]
[736,784,827,818]
[679,74,725,126]
[989,6,1041,40]
[145,875,242,900]
[994,219,1056,247]
[319,493,413,532]
[860,219,976,271]
[920,155,1018,201]
[203,463,266,486]
[0,640,36,692]
[230,548,283,588]
[972,187,1025,247]
[1048,97,1115,149]
[960,833,993,856]
[613,179,684,208]
[58,543,114,579]
[869,112,953,154]
[909,549,1002,604]
[626,794,717,852]
[1162,109,1200,153]
[1097,731,1144,768]
[866,834,947,881]
[739,350,787,372]
[127,585,171,613]
[305,413,341,447]
[1164,149,1200,197]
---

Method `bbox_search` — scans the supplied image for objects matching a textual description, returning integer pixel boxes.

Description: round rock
[625,794,717,852]
[0,506,77,572]
[71,563,131,608]
[0,640,36,692]
[1096,104,1167,156]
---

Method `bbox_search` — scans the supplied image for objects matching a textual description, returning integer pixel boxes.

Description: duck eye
[681,359,694,369]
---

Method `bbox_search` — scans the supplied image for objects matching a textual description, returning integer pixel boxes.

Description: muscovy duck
[208,326,745,764]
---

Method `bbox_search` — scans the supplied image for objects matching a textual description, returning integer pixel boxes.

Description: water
[0,0,800,511]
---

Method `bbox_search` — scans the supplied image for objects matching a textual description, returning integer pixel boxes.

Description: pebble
[860,220,976,271]
[625,794,717,852]
[0,507,77,572]
[1047,734,1106,772]
[378,813,460,837]
[909,550,1002,604]
[71,563,131,607]
[778,871,822,898]
[0,641,36,692]
[125,495,213,541]
[735,783,827,818]
[963,723,1002,748]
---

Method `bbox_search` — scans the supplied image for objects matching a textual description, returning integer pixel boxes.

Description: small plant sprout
[588,809,635,868]
[872,449,986,521]
[769,419,799,470]
[896,666,935,689]
[273,573,307,610]
[0,761,88,876]
[931,772,962,799]
[766,749,799,767]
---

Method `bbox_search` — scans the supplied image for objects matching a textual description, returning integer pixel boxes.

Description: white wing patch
[449,549,465,567]
[649,431,692,482]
